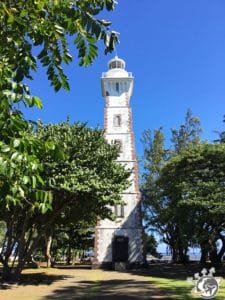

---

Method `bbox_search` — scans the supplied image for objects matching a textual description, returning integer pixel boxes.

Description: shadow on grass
[53,263,92,270]
[41,263,224,299]
[0,264,90,287]
[127,262,225,300]
[18,272,73,286]
[0,271,72,289]
[150,282,192,300]
[1,263,224,299]
[129,262,225,280]
[42,278,164,300]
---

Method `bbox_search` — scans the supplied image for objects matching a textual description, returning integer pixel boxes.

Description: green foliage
[215,115,225,143]
[0,121,130,278]
[161,143,225,214]
[142,127,165,176]
[142,110,203,262]
[142,110,225,264]
[0,113,53,212]
[0,0,120,280]
[158,142,225,260]
[0,0,118,93]
[51,220,95,264]
[144,233,161,258]
[0,221,6,246]
[0,0,119,214]
[36,121,130,220]
[171,108,202,154]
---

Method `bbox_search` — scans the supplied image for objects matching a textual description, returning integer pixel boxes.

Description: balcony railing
[102,72,133,78]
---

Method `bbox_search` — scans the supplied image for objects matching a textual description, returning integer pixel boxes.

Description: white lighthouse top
[108,56,126,69]
[102,56,132,78]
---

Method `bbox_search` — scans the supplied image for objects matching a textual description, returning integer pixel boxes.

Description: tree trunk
[66,243,71,265]
[200,241,209,264]
[209,242,221,266]
[14,235,28,280]
[200,248,208,264]
[2,263,12,281]
[217,234,225,262]
[171,246,178,263]
[209,250,220,265]
[45,234,52,268]
[178,247,189,264]
[171,239,188,264]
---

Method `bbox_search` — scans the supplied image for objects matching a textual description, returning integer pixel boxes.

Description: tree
[0,0,119,212]
[0,221,6,246]
[141,127,166,176]
[0,121,129,279]
[215,115,225,143]
[0,0,118,93]
[144,233,161,258]
[142,110,203,263]
[158,143,225,265]
[0,0,120,280]
[49,221,95,266]
[171,108,202,154]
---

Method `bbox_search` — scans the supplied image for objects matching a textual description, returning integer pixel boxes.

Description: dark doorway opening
[113,236,129,262]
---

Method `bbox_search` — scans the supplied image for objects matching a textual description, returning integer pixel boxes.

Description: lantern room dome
[108,56,125,70]
[104,56,129,78]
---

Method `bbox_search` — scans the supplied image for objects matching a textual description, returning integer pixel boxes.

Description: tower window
[111,61,117,69]
[117,61,122,68]
[114,139,122,153]
[116,82,119,93]
[113,115,121,127]
[109,60,124,69]
[115,204,124,218]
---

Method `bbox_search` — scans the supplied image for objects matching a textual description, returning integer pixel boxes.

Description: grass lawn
[149,276,225,299]
[143,263,225,299]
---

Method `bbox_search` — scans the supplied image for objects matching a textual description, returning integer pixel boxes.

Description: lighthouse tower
[93,56,144,268]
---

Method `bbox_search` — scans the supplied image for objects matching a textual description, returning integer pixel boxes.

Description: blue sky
[24,0,225,165]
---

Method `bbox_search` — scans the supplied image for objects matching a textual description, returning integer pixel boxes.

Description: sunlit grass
[149,276,225,299]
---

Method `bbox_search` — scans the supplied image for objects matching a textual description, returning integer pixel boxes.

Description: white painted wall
[94,59,144,265]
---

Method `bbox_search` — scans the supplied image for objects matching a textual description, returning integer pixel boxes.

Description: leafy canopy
[0,0,118,99]
[141,110,203,261]
[0,121,130,278]
[0,0,119,210]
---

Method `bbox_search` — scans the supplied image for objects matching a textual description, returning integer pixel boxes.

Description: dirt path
[0,267,166,300]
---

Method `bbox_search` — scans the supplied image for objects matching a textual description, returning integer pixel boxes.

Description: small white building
[93,57,144,268]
